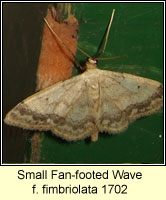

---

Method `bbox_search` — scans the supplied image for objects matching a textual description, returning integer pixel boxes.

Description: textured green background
[3,3,163,163]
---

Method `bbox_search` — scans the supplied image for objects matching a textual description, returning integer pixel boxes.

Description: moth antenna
[44,18,82,69]
[95,9,115,58]
[77,9,116,61]
[97,55,128,61]
[77,46,91,58]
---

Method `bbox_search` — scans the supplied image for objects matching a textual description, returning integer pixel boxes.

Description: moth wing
[4,73,97,141]
[97,70,163,133]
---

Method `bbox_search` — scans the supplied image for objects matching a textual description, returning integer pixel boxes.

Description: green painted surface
[37,3,163,164]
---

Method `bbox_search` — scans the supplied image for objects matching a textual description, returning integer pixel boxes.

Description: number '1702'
[102,184,127,194]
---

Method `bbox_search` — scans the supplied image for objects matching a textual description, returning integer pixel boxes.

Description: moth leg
[91,130,98,142]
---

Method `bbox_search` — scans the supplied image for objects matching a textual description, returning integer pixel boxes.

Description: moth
[4,10,163,142]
